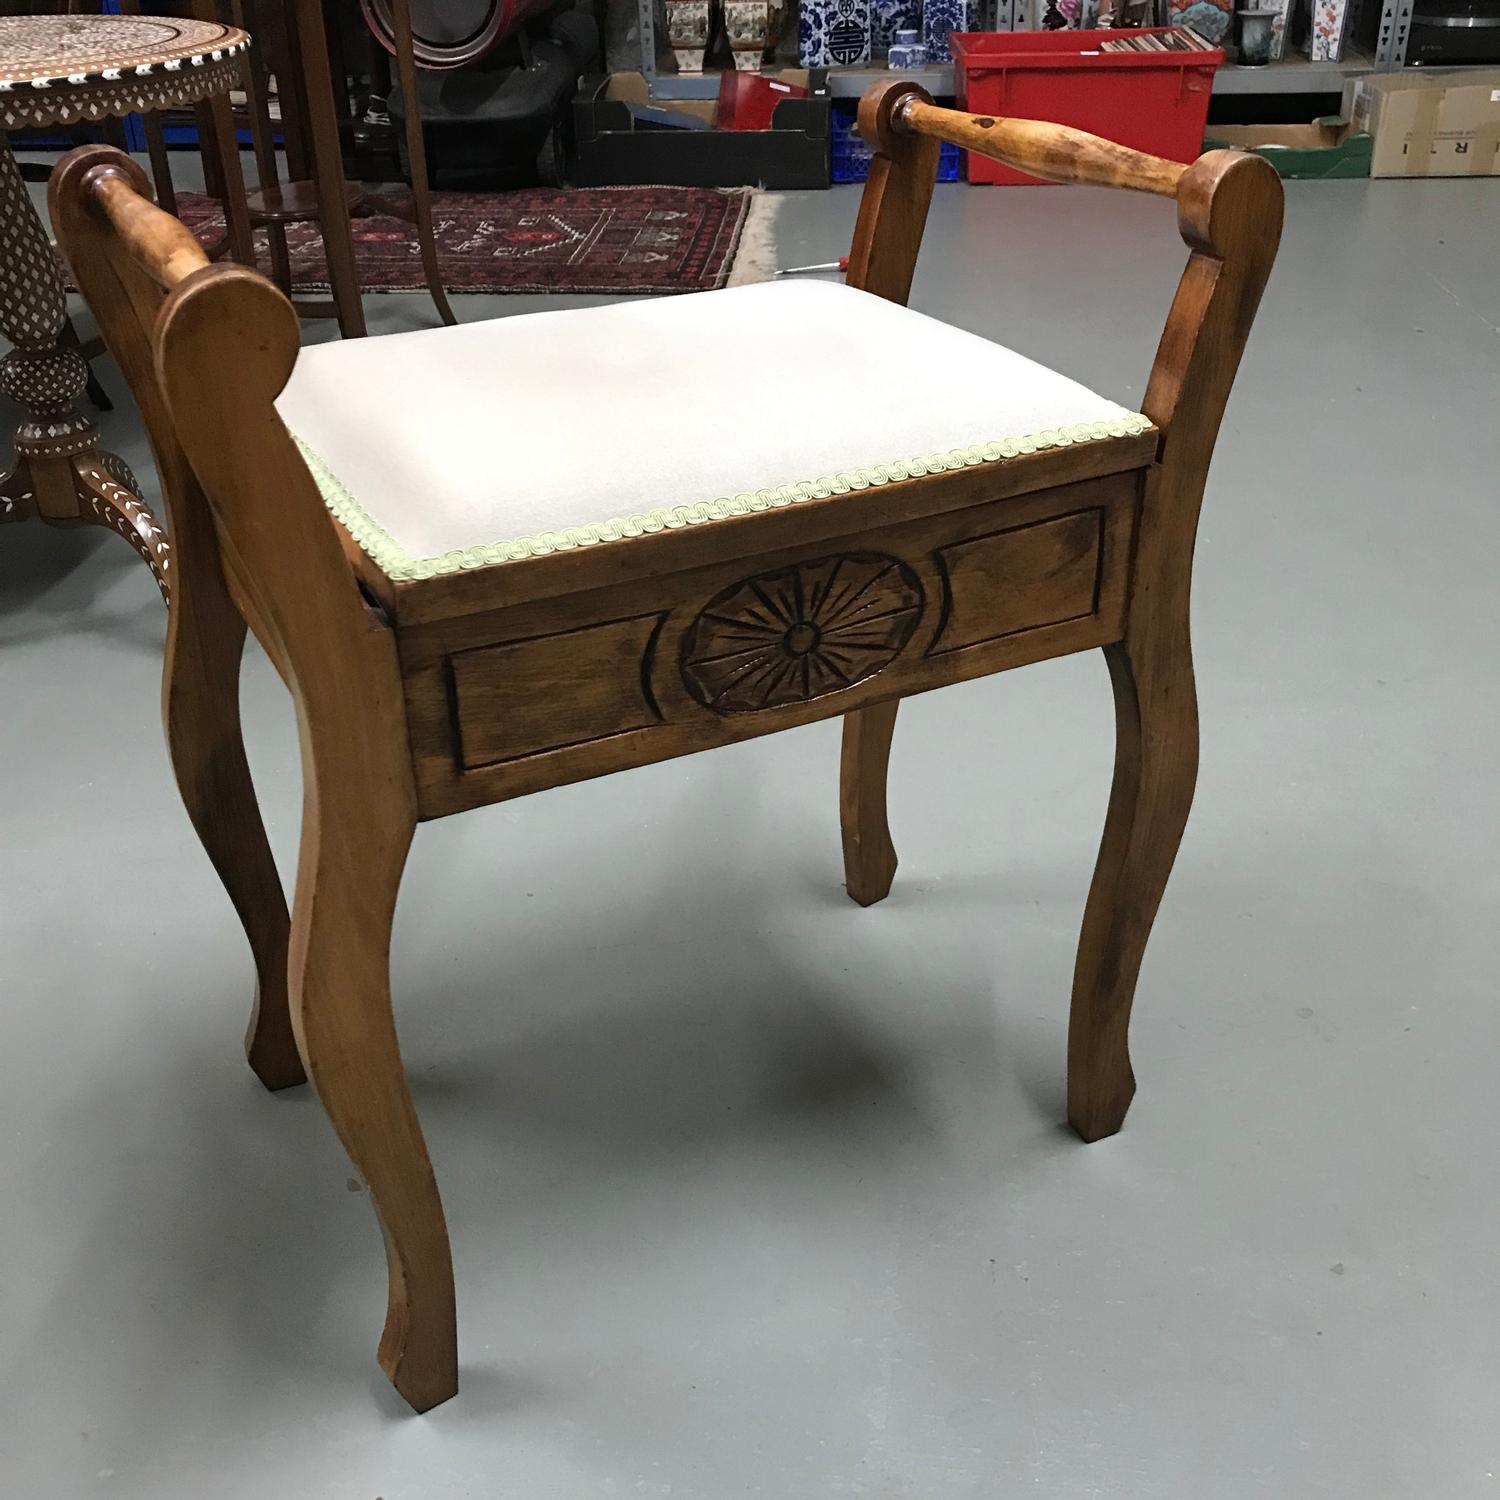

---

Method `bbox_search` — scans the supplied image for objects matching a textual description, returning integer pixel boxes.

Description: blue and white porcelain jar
[799,0,872,66]
[886,27,928,67]
[872,0,922,51]
[922,0,966,64]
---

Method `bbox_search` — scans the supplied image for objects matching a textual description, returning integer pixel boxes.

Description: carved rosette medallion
[681,552,923,714]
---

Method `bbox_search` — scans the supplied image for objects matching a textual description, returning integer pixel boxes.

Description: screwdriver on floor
[775,256,849,277]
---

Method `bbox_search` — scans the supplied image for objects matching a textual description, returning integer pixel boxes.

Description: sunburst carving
[681,552,923,714]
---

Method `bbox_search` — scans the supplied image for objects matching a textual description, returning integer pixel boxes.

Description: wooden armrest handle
[893,96,1189,198]
[85,164,212,291]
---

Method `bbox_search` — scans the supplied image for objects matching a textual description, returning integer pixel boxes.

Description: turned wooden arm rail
[892,95,1188,197]
[85,164,212,291]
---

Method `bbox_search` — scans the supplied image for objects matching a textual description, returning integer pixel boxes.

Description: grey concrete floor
[2,166,1499,1499]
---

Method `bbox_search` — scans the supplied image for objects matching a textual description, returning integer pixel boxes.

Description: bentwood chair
[231,0,457,337]
[51,83,1282,1411]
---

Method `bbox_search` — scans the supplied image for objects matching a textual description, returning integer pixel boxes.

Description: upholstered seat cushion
[275,280,1149,581]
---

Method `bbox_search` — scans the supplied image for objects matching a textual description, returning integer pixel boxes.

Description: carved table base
[0,446,172,600]
[0,0,253,608]
[0,135,170,600]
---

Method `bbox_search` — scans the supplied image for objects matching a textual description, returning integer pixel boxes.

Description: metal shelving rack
[1215,48,1378,93]
[1374,0,1413,65]
[634,0,1486,99]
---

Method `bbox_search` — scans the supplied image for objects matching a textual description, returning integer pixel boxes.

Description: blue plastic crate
[830,103,960,184]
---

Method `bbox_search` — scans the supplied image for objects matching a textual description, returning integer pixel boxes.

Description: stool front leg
[834,84,938,911]
[1067,630,1198,1141]
[291,789,457,1412]
[1064,150,1280,1140]
[136,211,457,1406]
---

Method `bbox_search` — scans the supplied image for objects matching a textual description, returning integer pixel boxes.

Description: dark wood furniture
[51,83,1283,1412]
[0,9,250,595]
[10,3,253,415]
[235,0,454,335]
[360,0,526,69]
[113,0,252,255]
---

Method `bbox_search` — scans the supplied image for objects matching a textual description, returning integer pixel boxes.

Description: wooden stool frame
[50,82,1282,1412]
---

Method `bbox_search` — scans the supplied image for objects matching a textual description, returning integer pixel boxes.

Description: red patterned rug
[168,185,774,296]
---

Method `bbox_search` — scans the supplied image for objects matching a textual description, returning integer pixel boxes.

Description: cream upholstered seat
[275,279,1150,582]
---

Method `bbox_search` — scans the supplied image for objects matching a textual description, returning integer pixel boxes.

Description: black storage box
[571,71,831,189]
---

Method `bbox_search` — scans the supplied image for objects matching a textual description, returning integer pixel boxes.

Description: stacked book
[1098,26,1218,52]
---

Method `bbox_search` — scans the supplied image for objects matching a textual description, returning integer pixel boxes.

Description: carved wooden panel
[929,508,1104,657]
[680,553,923,714]
[450,613,665,768]
[403,472,1142,817]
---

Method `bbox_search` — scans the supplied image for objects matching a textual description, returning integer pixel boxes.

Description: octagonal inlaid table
[0,12,250,600]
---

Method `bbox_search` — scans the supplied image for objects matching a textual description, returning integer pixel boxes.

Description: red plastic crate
[950,29,1223,186]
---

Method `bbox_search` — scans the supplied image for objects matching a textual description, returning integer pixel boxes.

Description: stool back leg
[834,83,943,906]
[165,554,303,1092]
[51,147,299,1088]
[841,698,901,907]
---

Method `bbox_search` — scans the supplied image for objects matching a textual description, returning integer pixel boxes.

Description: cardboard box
[1348,70,1500,178]
[572,71,830,189]
[1204,118,1372,178]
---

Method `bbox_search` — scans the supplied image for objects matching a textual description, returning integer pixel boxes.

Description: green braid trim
[290,411,1152,582]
